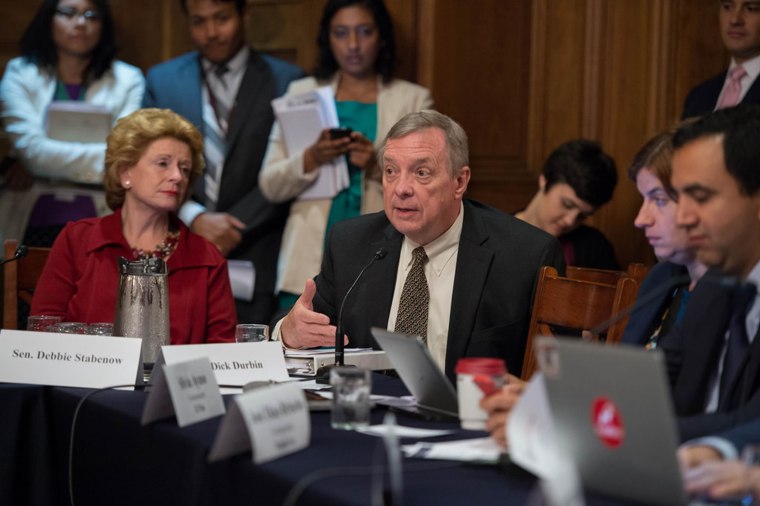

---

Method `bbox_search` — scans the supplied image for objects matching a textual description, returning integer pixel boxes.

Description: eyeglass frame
[54,6,102,22]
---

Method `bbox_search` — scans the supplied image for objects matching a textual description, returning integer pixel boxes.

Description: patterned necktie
[202,65,232,209]
[719,282,757,406]
[717,65,747,110]
[394,247,429,340]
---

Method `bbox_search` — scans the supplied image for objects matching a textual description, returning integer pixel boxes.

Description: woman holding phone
[259,0,433,310]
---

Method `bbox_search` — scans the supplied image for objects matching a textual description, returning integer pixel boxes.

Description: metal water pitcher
[113,257,170,370]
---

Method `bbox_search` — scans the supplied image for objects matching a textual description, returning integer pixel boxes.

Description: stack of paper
[271,86,349,201]
[46,102,112,143]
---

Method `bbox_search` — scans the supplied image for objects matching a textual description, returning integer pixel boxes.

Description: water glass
[330,367,371,430]
[87,323,114,336]
[235,324,269,343]
[50,322,87,334]
[27,315,62,332]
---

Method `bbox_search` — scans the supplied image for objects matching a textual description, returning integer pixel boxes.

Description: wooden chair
[3,239,51,329]
[520,266,639,380]
[566,263,648,286]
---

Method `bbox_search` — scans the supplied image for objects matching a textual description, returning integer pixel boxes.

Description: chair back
[3,239,51,329]
[566,263,648,286]
[520,266,639,380]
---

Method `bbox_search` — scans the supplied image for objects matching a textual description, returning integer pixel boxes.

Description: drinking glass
[330,367,371,430]
[87,323,114,336]
[235,324,269,343]
[50,322,87,334]
[27,315,62,332]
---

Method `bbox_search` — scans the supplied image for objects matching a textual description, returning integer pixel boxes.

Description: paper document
[402,437,503,464]
[46,102,112,143]
[271,86,349,200]
[227,260,255,301]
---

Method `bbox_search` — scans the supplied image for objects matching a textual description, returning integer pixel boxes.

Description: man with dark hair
[682,1,760,118]
[661,105,760,443]
[274,111,564,378]
[143,0,304,323]
[516,139,619,269]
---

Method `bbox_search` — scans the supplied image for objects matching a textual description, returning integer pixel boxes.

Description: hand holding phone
[329,127,353,140]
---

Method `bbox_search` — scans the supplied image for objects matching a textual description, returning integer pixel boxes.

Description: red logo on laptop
[591,397,625,449]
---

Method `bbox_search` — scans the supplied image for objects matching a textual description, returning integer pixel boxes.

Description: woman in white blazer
[0,0,144,246]
[260,0,433,309]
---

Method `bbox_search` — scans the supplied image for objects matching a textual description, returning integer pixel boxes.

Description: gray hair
[377,110,469,176]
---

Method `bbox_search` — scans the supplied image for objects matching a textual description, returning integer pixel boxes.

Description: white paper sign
[0,329,141,389]
[142,357,225,427]
[208,382,310,464]
[508,373,584,506]
[159,342,289,387]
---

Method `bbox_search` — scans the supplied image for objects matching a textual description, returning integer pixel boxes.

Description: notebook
[371,328,459,418]
[535,336,686,506]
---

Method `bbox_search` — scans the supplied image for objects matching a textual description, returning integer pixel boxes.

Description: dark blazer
[312,199,565,379]
[143,50,304,322]
[714,418,760,455]
[620,261,688,346]
[660,270,760,441]
[559,224,619,270]
[682,71,760,119]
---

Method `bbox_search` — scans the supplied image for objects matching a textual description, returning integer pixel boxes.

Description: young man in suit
[143,0,304,323]
[682,1,760,118]
[274,111,564,378]
[661,105,760,442]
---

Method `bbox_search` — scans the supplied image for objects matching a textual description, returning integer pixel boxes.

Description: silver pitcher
[113,257,170,375]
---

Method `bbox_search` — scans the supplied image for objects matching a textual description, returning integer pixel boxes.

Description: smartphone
[329,127,353,140]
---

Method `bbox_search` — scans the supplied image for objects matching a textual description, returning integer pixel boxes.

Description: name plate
[0,329,142,389]
[159,342,289,387]
[208,382,310,464]
[142,357,225,427]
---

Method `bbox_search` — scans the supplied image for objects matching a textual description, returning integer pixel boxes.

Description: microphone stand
[0,245,29,266]
[315,248,387,384]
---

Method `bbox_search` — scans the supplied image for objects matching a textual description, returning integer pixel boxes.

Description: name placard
[142,357,225,427]
[0,329,142,389]
[208,382,310,464]
[159,342,289,387]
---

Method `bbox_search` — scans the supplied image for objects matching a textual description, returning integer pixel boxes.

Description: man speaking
[276,111,564,377]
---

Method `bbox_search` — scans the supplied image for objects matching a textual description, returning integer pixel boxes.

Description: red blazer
[31,208,236,344]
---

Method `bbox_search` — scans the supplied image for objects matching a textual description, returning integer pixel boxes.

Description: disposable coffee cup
[455,357,507,430]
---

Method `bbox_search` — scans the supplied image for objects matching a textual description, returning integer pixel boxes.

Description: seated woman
[621,126,707,347]
[259,0,433,310]
[0,0,144,246]
[31,108,236,343]
[516,139,619,269]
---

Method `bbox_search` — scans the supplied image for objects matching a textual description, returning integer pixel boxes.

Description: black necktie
[719,282,757,405]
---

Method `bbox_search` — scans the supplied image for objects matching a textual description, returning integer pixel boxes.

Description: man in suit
[143,0,304,323]
[275,111,564,378]
[682,1,760,118]
[662,105,760,442]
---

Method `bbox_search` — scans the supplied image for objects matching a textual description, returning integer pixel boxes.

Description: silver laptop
[535,336,685,506]
[371,327,458,418]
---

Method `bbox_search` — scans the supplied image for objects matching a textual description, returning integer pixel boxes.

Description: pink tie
[717,65,748,110]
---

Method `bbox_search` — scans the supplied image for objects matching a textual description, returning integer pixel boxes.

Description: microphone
[315,248,387,384]
[0,244,29,266]
[588,273,691,339]
[335,248,387,366]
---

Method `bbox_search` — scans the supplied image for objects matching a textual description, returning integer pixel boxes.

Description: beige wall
[0,0,727,266]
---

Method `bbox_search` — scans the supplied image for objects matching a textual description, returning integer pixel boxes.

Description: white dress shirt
[715,54,760,110]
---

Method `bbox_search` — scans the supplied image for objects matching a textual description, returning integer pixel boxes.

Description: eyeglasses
[55,6,101,22]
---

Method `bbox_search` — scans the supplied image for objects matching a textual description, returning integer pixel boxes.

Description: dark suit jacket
[620,261,688,346]
[312,199,565,379]
[714,418,760,454]
[682,71,760,119]
[142,50,304,322]
[660,270,760,441]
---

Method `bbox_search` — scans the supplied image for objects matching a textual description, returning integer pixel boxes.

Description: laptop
[535,336,686,506]
[371,328,459,418]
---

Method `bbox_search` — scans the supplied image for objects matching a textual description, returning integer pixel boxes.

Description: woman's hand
[346,132,379,178]
[304,129,351,173]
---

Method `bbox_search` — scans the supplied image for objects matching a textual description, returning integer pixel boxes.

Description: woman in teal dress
[259,0,433,309]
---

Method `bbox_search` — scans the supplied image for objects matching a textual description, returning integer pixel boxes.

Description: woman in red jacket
[32,108,237,343]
